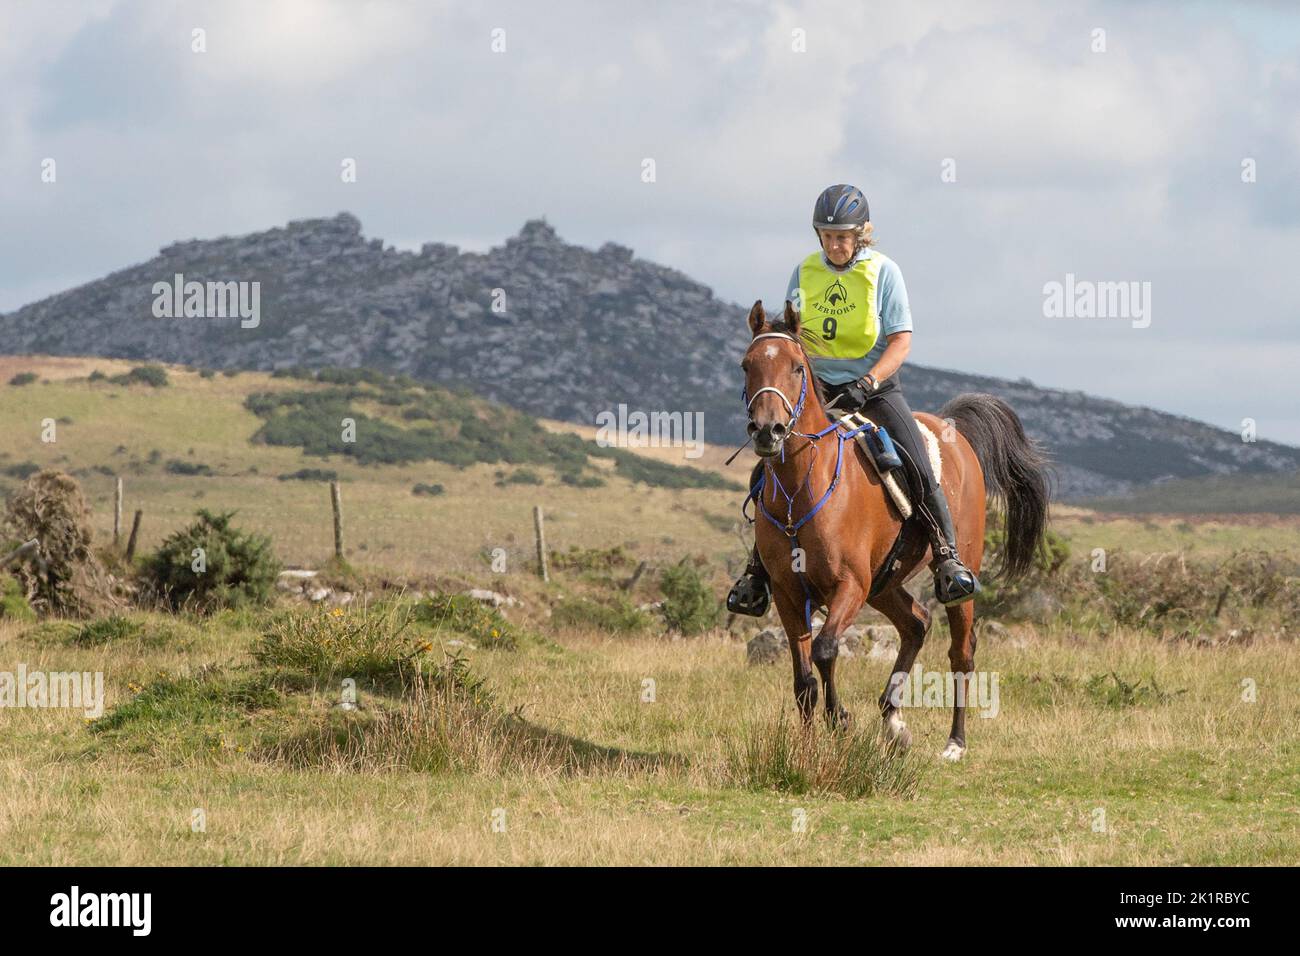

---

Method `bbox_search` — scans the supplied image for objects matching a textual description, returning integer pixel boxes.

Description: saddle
[825,409,943,521]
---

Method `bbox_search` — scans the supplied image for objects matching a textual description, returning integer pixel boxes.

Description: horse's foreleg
[942,599,977,761]
[866,586,932,750]
[772,586,817,723]
[811,580,865,728]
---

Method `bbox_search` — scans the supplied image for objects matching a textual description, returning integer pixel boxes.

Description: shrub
[0,575,36,622]
[253,605,445,691]
[412,482,445,496]
[142,509,280,612]
[166,460,213,476]
[660,560,720,635]
[8,372,37,386]
[976,515,1070,617]
[412,593,523,650]
[71,614,144,646]
[1,470,119,617]
[560,470,605,488]
[278,468,338,482]
[496,469,543,486]
[551,595,652,634]
[109,365,169,388]
[550,545,633,573]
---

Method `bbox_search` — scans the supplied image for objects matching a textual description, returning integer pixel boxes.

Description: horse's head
[741,300,816,458]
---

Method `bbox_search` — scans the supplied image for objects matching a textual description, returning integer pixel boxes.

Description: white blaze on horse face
[763,345,779,360]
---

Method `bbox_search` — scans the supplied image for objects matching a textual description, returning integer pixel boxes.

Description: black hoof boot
[726,547,770,617]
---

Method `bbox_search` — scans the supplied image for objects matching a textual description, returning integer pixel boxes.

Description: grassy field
[0,356,1296,865]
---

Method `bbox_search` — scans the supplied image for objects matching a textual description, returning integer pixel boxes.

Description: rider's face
[818,228,856,267]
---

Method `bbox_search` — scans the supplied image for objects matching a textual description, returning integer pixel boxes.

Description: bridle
[737,329,871,633]
[741,332,810,439]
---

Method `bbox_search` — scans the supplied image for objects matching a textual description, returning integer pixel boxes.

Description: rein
[740,332,870,632]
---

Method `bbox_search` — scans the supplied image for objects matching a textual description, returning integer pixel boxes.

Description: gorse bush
[109,365,169,388]
[660,560,721,635]
[143,509,280,612]
[976,513,1070,617]
[278,468,338,482]
[165,459,213,476]
[551,595,652,634]
[0,575,35,621]
[412,593,523,650]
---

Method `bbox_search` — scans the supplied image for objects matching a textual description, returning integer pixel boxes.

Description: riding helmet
[812,184,869,232]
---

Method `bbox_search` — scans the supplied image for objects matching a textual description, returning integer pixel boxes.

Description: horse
[740,300,1049,760]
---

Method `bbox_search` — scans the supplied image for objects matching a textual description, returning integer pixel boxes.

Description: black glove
[840,377,876,409]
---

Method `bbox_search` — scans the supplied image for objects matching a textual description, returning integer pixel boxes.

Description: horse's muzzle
[748,420,788,457]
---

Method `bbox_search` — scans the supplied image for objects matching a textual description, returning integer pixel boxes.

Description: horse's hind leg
[866,586,932,750]
[810,581,865,728]
[942,599,976,761]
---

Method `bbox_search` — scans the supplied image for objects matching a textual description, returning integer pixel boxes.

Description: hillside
[2,214,1298,500]
[2,357,1298,577]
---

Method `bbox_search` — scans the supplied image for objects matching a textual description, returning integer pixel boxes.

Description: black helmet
[812,184,869,232]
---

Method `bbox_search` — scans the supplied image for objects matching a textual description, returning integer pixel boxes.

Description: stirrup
[727,574,770,617]
[933,556,980,607]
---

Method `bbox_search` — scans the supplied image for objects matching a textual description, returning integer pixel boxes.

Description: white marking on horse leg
[883,710,912,750]
[940,739,966,762]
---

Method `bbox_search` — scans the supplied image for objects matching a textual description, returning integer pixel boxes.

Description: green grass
[0,356,1296,865]
[1,592,1295,864]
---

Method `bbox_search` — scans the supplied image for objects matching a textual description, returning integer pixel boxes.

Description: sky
[2,0,1298,443]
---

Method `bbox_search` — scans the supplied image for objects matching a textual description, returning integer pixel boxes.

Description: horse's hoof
[828,708,852,730]
[882,712,911,750]
[939,740,966,762]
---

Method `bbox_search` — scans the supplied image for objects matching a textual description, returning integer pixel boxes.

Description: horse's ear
[784,299,801,337]
[747,300,767,336]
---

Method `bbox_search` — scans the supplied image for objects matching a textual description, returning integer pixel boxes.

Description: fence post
[125,510,143,562]
[113,477,123,546]
[330,481,344,560]
[533,505,549,583]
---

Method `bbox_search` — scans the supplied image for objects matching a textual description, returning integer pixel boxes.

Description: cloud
[1,0,1297,441]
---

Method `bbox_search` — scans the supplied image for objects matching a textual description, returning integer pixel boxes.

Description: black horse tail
[939,393,1052,580]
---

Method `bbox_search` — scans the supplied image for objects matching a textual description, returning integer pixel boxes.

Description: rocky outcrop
[3,212,1297,499]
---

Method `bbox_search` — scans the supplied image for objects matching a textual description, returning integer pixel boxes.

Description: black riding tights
[748,375,939,501]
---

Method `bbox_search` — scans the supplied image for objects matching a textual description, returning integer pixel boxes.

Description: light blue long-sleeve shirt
[786,248,913,385]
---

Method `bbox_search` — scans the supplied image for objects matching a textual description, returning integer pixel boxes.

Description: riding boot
[919,485,980,606]
[726,544,770,617]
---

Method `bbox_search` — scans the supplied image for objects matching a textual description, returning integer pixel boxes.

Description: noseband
[742,332,809,433]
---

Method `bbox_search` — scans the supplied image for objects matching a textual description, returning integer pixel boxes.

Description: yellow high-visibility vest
[795,251,881,360]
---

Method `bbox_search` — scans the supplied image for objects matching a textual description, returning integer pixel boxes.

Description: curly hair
[855,222,876,252]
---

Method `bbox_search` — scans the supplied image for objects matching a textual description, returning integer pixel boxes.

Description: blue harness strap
[744,415,873,634]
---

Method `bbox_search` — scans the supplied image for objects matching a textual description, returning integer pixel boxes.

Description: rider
[727,183,980,615]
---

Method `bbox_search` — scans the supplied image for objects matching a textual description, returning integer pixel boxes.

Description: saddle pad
[828,410,943,520]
